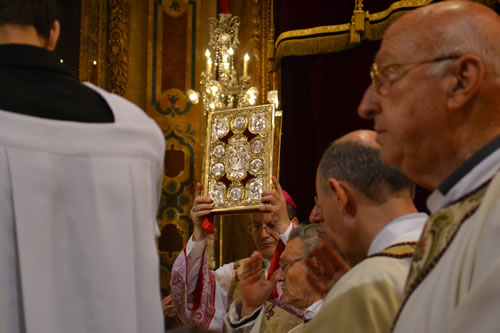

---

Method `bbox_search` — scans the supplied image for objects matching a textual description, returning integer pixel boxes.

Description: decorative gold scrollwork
[108,0,129,96]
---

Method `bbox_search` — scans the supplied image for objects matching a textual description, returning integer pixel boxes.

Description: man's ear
[44,20,60,51]
[290,217,299,227]
[327,178,357,218]
[447,55,483,110]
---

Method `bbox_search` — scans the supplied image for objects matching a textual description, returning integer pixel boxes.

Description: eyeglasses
[247,222,278,234]
[370,55,461,95]
[279,257,304,273]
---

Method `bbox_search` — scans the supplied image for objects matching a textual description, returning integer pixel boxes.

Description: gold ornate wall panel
[79,0,107,85]
[126,0,149,109]
[146,0,206,302]
[108,0,129,95]
[79,0,129,95]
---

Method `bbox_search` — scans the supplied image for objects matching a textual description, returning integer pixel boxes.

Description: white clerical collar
[279,221,295,245]
[262,259,271,276]
[304,300,323,321]
[367,213,428,256]
[427,142,500,213]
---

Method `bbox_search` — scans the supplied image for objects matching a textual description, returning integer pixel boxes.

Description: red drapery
[274,0,430,221]
[219,0,229,14]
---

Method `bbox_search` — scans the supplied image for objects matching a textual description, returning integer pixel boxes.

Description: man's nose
[357,84,380,120]
[276,269,285,282]
[258,225,270,236]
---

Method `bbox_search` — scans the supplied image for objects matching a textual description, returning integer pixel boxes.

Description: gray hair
[318,141,414,204]
[289,223,321,257]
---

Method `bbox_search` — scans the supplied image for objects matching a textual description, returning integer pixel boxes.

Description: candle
[205,49,211,75]
[207,58,212,75]
[243,53,249,78]
[92,60,98,85]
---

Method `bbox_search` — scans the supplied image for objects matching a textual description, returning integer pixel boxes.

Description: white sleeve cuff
[185,234,207,257]
[226,298,263,328]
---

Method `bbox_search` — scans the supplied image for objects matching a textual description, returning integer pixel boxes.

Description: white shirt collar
[367,213,428,256]
[279,221,295,245]
[304,300,323,320]
[427,147,500,213]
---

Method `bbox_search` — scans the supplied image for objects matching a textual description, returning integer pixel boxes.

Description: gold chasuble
[249,302,303,333]
[227,260,303,333]
[303,243,416,333]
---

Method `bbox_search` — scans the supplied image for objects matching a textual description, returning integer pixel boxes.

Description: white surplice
[0,83,165,333]
[393,139,500,333]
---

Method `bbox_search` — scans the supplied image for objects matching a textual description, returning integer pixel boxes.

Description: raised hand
[162,295,174,316]
[304,241,350,298]
[240,251,278,317]
[190,182,213,241]
[258,176,292,234]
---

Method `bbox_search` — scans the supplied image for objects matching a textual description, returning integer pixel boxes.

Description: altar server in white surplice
[358,2,500,332]
[0,1,165,332]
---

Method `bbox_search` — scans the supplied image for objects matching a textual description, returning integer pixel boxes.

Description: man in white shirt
[303,130,427,333]
[170,179,299,329]
[358,2,500,332]
[0,1,165,332]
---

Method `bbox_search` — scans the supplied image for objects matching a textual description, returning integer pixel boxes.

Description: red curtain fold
[219,0,230,14]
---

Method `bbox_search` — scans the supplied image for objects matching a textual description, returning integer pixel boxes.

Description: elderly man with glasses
[170,178,299,330]
[223,223,323,333]
[358,2,500,332]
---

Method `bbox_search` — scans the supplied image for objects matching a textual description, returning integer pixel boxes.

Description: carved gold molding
[79,0,129,96]
[79,0,107,84]
[249,0,277,104]
[108,0,129,96]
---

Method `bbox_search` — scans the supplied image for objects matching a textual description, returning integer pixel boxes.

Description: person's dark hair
[0,0,57,40]
[318,141,415,203]
[286,203,297,220]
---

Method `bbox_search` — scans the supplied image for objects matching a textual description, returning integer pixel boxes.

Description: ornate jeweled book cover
[202,104,276,213]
